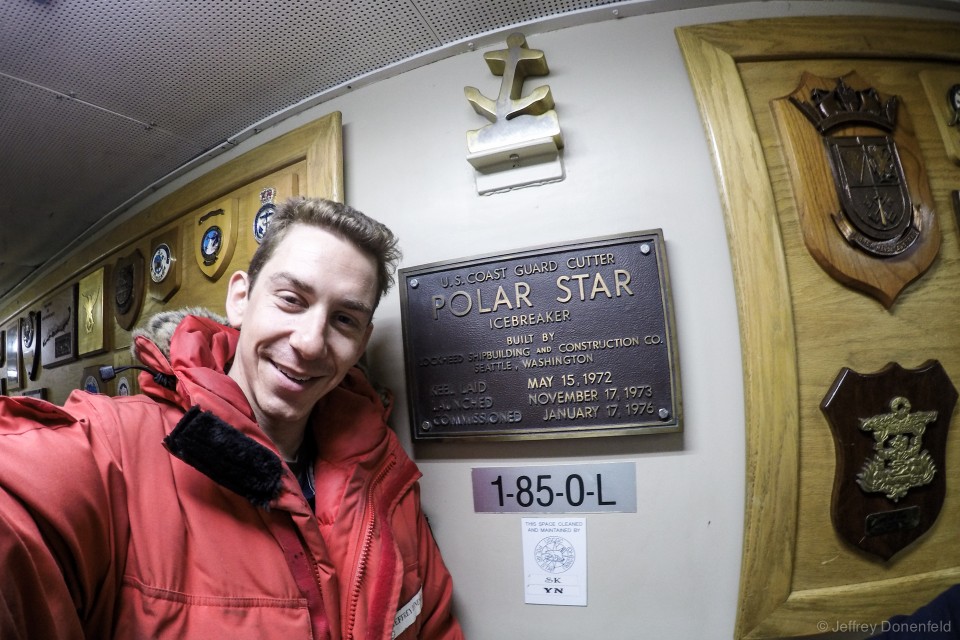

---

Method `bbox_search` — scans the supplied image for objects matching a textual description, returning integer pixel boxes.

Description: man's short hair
[247,197,401,301]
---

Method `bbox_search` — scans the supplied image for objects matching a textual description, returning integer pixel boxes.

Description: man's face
[225,223,378,435]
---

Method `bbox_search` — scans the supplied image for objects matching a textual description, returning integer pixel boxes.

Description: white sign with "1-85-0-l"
[472,462,636,513]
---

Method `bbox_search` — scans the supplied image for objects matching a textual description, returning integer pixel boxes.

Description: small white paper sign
[522,517,587,606]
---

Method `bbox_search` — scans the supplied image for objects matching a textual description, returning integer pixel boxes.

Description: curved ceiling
[1,0,954,300]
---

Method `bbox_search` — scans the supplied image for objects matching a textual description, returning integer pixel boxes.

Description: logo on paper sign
[535,536,575,573]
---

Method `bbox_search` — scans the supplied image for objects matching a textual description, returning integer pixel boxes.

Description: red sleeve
[0,395,126,639]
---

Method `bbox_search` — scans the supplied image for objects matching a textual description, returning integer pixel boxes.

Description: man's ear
[225,271,250,328]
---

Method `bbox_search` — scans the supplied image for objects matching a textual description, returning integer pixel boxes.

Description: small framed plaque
[78,267,108,356]
[40,285,78,369]
[3,321,20,392]
[20,311,40,381]
[399,230,681,440]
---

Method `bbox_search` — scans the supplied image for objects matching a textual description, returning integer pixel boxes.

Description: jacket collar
[133,309,400,507]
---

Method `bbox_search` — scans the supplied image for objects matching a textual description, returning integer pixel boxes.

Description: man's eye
[336,313,363,329]
[277,294,303,307]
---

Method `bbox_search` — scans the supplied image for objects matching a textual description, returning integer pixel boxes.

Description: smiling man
[0,197,463,639]
[226,218,380,459]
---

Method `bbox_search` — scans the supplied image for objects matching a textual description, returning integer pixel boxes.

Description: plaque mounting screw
[658,408,670,420]
[421,421,431,431]
[640,243,651,255]
[410,278,419,288]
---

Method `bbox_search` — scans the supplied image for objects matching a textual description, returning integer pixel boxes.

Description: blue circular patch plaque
[200,226,223,266]
[253,187,277,243]
[151,243,172,283]
[84,375,100,394]
[253,204,275,243]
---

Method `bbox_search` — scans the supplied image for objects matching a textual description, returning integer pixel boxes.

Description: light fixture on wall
[464,33,565,195]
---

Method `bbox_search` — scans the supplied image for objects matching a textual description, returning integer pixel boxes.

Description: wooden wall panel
[677,17,960,639]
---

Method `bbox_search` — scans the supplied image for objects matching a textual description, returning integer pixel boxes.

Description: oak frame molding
[675,16,960,639]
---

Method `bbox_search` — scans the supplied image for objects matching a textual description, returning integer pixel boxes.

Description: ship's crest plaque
[773,71,940,308]
[113,249,145,331]
[821,361,957,560]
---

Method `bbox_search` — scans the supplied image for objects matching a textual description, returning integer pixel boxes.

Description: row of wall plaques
[678,16,960,640]
[0,113,343,405]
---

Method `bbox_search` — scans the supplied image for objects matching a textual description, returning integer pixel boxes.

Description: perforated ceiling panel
[0,71,202,292]
[0,0,444,151]
[415,0,620,43]
[0,0,675,299]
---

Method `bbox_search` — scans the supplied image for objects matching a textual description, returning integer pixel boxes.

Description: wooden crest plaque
[821,361,957,561]
[21,311,40,380]
[772,71,940,308]
[148,227,182,303]
[113,248,145,331]
[194,198,239,281]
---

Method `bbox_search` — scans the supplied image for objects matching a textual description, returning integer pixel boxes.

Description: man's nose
[288,314,328,359]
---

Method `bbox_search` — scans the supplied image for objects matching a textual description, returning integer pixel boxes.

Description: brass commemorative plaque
[399,231,681,440]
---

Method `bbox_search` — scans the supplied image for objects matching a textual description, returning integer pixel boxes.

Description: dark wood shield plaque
[20,311,40,381]
[114,248,145,331]
[821,361,957,561]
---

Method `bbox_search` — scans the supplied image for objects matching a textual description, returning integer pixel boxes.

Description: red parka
[0,312,463,639]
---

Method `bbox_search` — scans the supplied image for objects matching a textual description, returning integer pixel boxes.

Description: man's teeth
[277,365,310,382]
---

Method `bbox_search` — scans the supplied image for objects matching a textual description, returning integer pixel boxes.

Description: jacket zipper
[345,455,396,640]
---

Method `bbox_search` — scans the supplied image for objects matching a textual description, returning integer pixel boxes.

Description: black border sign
[399,230,681,440]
